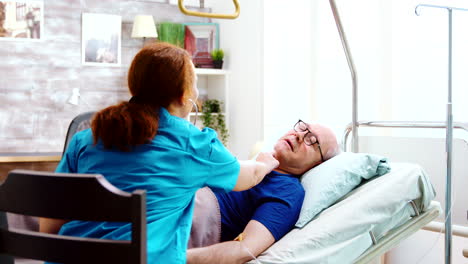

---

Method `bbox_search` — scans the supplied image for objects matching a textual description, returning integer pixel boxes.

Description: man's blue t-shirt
[215,171,305,241]
[52,108,240,264]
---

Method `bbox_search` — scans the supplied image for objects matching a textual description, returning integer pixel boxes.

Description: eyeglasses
[293,119,324,162]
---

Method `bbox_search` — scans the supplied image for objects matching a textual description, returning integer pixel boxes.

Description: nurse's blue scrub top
[54,108,240,264]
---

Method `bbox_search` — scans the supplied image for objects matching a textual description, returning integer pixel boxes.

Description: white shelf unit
[189,68,230,132]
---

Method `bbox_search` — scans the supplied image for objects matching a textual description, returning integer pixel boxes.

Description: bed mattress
[247,162,441,264]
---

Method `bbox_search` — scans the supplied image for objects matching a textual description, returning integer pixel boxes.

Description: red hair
[91,42,194,151]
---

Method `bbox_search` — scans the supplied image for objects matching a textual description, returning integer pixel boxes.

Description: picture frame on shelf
[157,22,185,48]
[184,22,219,68]
[0,1,43,40]
[82,13,121,67]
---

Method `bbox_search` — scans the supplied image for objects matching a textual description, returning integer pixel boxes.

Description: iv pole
[415,4,468,264]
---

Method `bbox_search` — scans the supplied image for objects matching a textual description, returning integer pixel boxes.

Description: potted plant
[201,99,229,145]
[210,49,224,69]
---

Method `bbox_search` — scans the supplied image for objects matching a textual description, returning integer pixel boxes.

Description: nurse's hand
[234,152,279,191]
[255,151,279,173]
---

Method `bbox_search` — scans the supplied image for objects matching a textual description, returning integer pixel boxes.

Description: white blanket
[247,162,438,264]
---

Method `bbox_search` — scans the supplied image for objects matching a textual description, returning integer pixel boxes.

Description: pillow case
[295,152,390,228]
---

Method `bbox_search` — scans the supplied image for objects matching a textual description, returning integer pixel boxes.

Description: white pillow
[296,152,390,228]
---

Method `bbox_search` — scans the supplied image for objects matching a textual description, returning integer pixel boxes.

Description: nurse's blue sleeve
[55,134,78,173]
[205,136,240,193]
[188,127,239,192]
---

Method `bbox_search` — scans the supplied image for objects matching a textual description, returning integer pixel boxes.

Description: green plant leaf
[210,49,224,61]
[201,99,229,145]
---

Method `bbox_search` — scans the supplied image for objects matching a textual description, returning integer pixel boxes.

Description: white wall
[385,229,467,264]
[310,0,398,138]
[263,0,316,142]
[389,0,468,141]
[210,0,265,159]
[310,0,468,140]
[263,0,391,140]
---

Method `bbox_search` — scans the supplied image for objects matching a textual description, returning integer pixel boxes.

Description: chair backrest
[0,169,147,264]
[62,111,95,155]
[0,211,13,264]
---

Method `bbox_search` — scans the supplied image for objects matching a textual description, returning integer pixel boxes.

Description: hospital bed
[250,122,466,264]
[247,162,440,264]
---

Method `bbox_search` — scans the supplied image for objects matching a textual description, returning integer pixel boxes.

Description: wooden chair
[0,169,146,264]
[0,211,13,264]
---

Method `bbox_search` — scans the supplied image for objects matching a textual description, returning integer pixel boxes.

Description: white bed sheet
[247,162,440,264]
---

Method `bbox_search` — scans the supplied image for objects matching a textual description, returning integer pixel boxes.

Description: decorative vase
[213,60,223,69]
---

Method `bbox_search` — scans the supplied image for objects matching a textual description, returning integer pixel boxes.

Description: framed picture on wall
[0,1,43,40]
[82,13,121,66]
[184,23,219,68]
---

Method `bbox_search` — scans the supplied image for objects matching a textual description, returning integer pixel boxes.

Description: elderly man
[187,120,340,264]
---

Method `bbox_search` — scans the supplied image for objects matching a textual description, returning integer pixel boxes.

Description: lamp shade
[131,15,158,38]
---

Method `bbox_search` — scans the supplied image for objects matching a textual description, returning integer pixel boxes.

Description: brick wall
[0,0,208,152]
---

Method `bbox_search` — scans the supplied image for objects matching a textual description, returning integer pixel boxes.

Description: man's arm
[39,218,68,234]
[187,220,275,264]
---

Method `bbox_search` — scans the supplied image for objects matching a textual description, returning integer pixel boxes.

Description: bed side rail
[354,205,440,264]
[342,121,468,152]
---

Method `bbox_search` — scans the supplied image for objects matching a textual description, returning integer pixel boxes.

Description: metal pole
[414,4,468,264]
[329,0,359,152]
[445,8,453,264]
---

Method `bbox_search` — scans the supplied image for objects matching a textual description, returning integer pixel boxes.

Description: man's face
[273,122,337,175]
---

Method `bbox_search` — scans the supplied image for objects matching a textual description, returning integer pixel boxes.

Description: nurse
[40,42,278,264]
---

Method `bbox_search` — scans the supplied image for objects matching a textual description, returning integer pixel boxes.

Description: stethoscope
[188,99,198,126]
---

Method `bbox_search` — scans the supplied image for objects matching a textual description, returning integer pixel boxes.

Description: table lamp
[131,15,158,43]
